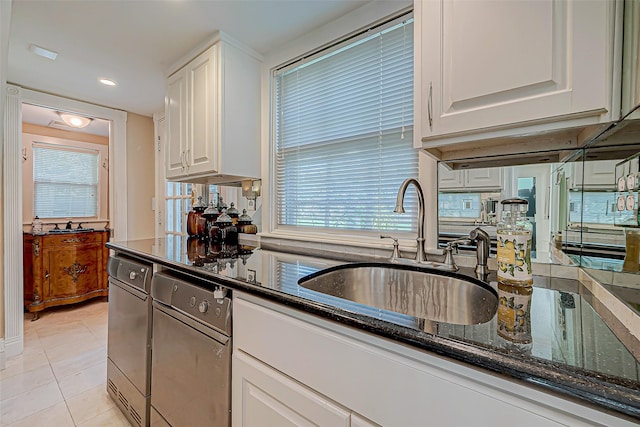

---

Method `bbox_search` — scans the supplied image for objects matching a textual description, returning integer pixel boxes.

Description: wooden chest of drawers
[23,230,110,319]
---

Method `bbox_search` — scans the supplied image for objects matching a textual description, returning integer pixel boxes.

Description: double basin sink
[298,263,498,325]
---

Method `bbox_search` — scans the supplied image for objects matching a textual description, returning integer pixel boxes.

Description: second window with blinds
[273,13,417,237]
[22,132,109,224]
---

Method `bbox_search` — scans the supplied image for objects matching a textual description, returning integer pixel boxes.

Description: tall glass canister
[496,198,533,286]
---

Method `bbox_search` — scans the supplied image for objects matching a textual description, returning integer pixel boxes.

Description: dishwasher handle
[152,301,230,345]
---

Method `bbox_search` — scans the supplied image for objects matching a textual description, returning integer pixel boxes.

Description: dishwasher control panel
[107,255,152,293]
[151,272,231,336]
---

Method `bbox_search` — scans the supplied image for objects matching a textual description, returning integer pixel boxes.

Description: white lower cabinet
[233,351,352,427]
[232,293,636,427]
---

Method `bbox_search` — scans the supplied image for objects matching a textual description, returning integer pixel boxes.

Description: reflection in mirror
[437,102,640,274]
[437,162,558,264]
[571,102,640,277]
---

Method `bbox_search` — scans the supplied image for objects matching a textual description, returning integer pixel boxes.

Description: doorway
[3,86,127,362]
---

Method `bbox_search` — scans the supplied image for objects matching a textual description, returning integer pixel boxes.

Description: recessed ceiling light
[99,78,117,86]
[29,44,58,60]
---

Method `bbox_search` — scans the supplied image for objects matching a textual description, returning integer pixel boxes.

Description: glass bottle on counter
[202,202,219,239]
[496,198,533,286]
[187,196,207,237]
[32,216,44,235]
[215,208,238,246]
[227,202,239,225]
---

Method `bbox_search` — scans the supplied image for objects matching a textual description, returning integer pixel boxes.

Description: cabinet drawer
[45,232,105,246]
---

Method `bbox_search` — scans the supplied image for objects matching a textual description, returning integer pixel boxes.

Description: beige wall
[126,113,155,240]
[22,123,109,145]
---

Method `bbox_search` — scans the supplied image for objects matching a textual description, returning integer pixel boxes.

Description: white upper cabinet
[570,159,617,190]
[165,33,262,183]
[416,0,621,150]
[166,66,188,179]
[439,164,503,191]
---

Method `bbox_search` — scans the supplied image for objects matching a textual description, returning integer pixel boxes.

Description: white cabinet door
[184,45,218,176]
[466,168,502,189]
[438,164,465,189]
[438,164,502,190]
[232,351,351,427]
[165,69,187,179]
[419,0,617,143]
[571,160,617,189]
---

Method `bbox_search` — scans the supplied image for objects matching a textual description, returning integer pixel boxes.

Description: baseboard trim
[5,334,23,359]
[0,338,5,371]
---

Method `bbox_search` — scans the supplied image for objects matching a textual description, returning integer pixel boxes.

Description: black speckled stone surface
[107,236,640,422]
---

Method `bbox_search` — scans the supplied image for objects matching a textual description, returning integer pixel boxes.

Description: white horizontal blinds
[33,145,99,218]
[275,18,417,232]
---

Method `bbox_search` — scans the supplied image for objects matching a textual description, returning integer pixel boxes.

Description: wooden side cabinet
[23,230,109,319]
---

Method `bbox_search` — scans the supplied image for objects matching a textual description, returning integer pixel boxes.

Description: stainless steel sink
[298,263,498,325]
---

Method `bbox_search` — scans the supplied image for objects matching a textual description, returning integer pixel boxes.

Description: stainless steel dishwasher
[150,271,232,427]
[106,255,153,427]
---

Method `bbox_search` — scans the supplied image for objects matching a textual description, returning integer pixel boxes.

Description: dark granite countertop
[107,236,640,422]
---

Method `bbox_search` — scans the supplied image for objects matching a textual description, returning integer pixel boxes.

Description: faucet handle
[442,242,460,271]
[380,235,401,261]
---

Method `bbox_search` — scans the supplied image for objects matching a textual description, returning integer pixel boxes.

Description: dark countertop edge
[106,242,640,422]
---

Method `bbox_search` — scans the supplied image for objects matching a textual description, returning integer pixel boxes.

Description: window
[569,191,615,225]
[33,145,99,218]
[274,14,417,234]
[438,193,482,219]
[165,182,193,235]
[22,133,109,223]
[164,183,218,235]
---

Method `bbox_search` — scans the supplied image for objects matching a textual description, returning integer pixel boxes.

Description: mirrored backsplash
[437,103,640,281]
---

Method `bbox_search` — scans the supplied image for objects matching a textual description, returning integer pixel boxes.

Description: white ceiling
[9,0,370,119]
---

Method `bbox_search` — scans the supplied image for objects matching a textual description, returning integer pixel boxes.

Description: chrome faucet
[394,178,426,263]
[469,227,490,277]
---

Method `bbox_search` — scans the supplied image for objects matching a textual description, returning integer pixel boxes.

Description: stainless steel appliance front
[106,255,153,427]
[150,272,232,427]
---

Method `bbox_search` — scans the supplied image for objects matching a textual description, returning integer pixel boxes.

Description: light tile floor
[0,299,131,426]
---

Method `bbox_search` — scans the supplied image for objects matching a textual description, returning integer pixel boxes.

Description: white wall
[0,0,11,365]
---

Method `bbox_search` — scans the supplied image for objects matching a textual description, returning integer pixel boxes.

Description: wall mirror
[437,102,640,278]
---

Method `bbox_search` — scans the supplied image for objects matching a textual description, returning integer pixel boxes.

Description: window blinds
[33,145,99,218]
[274,17,417,233]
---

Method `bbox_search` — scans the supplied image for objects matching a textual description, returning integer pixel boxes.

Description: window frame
[22,132,109,225]
[267,10,418,244]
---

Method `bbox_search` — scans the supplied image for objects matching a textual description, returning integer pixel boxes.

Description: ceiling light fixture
[29,44,58,60]
[99,78,117,86]
[58,112,93,129]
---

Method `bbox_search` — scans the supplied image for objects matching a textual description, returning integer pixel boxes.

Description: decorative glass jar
[496,198,533,286]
